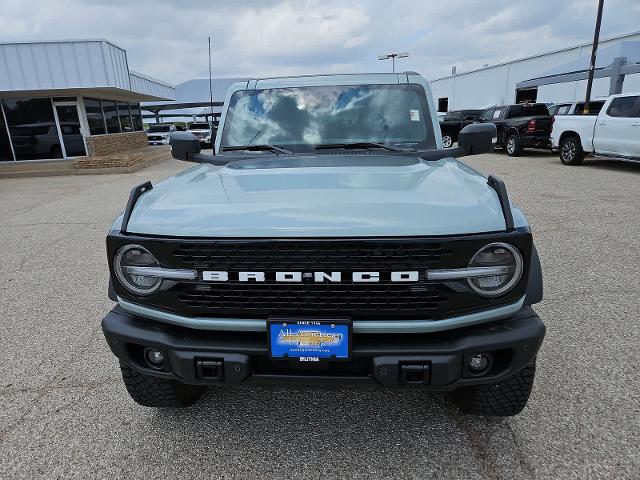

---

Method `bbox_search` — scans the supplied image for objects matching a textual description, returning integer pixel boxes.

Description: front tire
[442,134,453,148]
[559,136,585,165]
[450,362,536,416]
[119,362,207,408]
[505,134,522,157]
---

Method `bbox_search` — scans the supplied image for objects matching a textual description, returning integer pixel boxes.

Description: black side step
[487,175,514,230]
[120,181,153,234]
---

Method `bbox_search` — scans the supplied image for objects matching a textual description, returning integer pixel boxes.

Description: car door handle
[631,122,640,127]
[597,121,607,125]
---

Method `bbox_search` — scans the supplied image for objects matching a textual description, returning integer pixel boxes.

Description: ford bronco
[102,73,545,416]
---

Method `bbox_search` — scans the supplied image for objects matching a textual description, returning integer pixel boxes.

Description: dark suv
[478,103,552,156]
[440,110,483,148]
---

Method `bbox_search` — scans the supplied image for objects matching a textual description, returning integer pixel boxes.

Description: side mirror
[169,132,200,160]
[169,131,215,163]
[457,123,496,156]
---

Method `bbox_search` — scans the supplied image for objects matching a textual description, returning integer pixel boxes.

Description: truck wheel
[559,136,585,165]
[119,362,207,408]
[442,134,453,148]
[505,134,522,156]
[449,362,536,416]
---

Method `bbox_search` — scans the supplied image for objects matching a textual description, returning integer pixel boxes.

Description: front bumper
[102,306,545,389]
[147,138,170,145]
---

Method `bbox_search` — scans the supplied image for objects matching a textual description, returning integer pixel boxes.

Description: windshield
[148,125,171,133]
[189,123,210,129]
[220,84,435,153]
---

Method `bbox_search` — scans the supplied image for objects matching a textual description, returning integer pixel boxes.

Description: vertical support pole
[608,57,626,95]
[584,0,605,114]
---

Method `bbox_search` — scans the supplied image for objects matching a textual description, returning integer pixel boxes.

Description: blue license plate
[268,319,350,361]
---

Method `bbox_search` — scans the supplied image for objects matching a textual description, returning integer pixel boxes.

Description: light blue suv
[102,73,545,416]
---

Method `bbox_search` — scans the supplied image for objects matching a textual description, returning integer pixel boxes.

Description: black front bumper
[102,306,545,390]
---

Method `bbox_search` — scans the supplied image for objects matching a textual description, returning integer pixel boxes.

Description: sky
[1,0,639,85]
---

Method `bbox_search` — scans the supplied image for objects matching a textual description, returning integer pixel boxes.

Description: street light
[378,52,409,73]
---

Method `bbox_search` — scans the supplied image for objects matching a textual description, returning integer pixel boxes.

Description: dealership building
[430,30,640,111]
[0,39,174,172]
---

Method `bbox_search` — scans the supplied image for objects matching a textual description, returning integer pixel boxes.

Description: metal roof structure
[141,77,247,116]
[0,39,175,101]
[517,41,640,92]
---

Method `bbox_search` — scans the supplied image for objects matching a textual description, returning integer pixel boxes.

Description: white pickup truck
[551,92,640,165]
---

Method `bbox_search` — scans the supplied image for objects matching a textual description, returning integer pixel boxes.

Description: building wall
[430,31,640,110]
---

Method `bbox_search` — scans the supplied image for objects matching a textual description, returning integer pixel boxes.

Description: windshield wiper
[222,144,293,154]
[315,142,401,152]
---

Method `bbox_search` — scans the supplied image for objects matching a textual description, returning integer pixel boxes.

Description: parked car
[102,73,545,417]
[146,124,175,145]
[478,103,553,156]
[187,122,213,147]
[551,92,640,165]
[440,110,483,148]
[10,122,84,159]
[548,100,605,117]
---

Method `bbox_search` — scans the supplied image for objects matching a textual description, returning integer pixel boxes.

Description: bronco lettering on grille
[202,271,420,283]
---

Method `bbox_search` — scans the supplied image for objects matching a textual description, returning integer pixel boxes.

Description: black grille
[171,241,451,271]
[177,283,448,316]
[108,233,532,320]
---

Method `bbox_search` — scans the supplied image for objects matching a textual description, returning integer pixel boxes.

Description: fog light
[145,348,165,367]
[468,354,490,373]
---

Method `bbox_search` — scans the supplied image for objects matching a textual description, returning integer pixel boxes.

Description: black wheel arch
[524,244,543,306]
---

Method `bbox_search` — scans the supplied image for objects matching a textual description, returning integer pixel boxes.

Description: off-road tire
[450,362,536,416]
[119,361,207,408]
[559,136,585,165]
[505,134,522,157]
[442,134,453,148]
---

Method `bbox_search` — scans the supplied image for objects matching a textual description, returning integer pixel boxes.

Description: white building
[430,30,640,111]
[0,39,174,164]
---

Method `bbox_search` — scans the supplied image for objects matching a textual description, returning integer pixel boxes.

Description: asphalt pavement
[1,151,638,479]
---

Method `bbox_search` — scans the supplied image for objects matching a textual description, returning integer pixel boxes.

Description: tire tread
[119,362,206,408]
[451,363,536,416]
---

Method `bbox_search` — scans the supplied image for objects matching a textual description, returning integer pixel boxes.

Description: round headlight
[467,243,523,297]
[114,245,162,295]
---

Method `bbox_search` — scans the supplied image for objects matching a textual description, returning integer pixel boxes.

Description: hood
[124,155,513,237]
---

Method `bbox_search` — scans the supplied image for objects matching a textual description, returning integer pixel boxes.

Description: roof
[141,77,248,109]
[0,39,174,101]
[430,29,640,82]
[535,41,640,78]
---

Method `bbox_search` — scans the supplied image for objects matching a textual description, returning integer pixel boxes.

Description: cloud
[0,0,638,84]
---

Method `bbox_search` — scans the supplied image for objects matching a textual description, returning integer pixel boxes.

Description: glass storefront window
[102,100,121,134]
[0,104,14,161]
[2,98,63,160]
[118,102,133,132]
[55,104,87,157]
[130,103,144,131]
[85,98,106,135]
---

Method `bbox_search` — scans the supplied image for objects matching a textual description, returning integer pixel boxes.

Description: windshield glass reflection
[220,84,434,153]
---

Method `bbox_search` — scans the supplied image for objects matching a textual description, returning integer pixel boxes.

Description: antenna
[208,36,214,127]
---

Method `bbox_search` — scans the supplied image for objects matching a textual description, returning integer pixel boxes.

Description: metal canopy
[516,41,640,94]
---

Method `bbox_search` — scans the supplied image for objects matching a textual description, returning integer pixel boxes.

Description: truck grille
[177,283,448,316]
[108,234,532,321]
[171,241,451,271]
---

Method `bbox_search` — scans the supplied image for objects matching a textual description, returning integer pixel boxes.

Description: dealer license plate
[268,318,350,361]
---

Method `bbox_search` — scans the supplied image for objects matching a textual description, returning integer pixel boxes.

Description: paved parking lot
[1,151,639,479]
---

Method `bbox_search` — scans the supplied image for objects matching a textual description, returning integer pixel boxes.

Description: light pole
[378,52,409,73]
[584,0,605,114]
